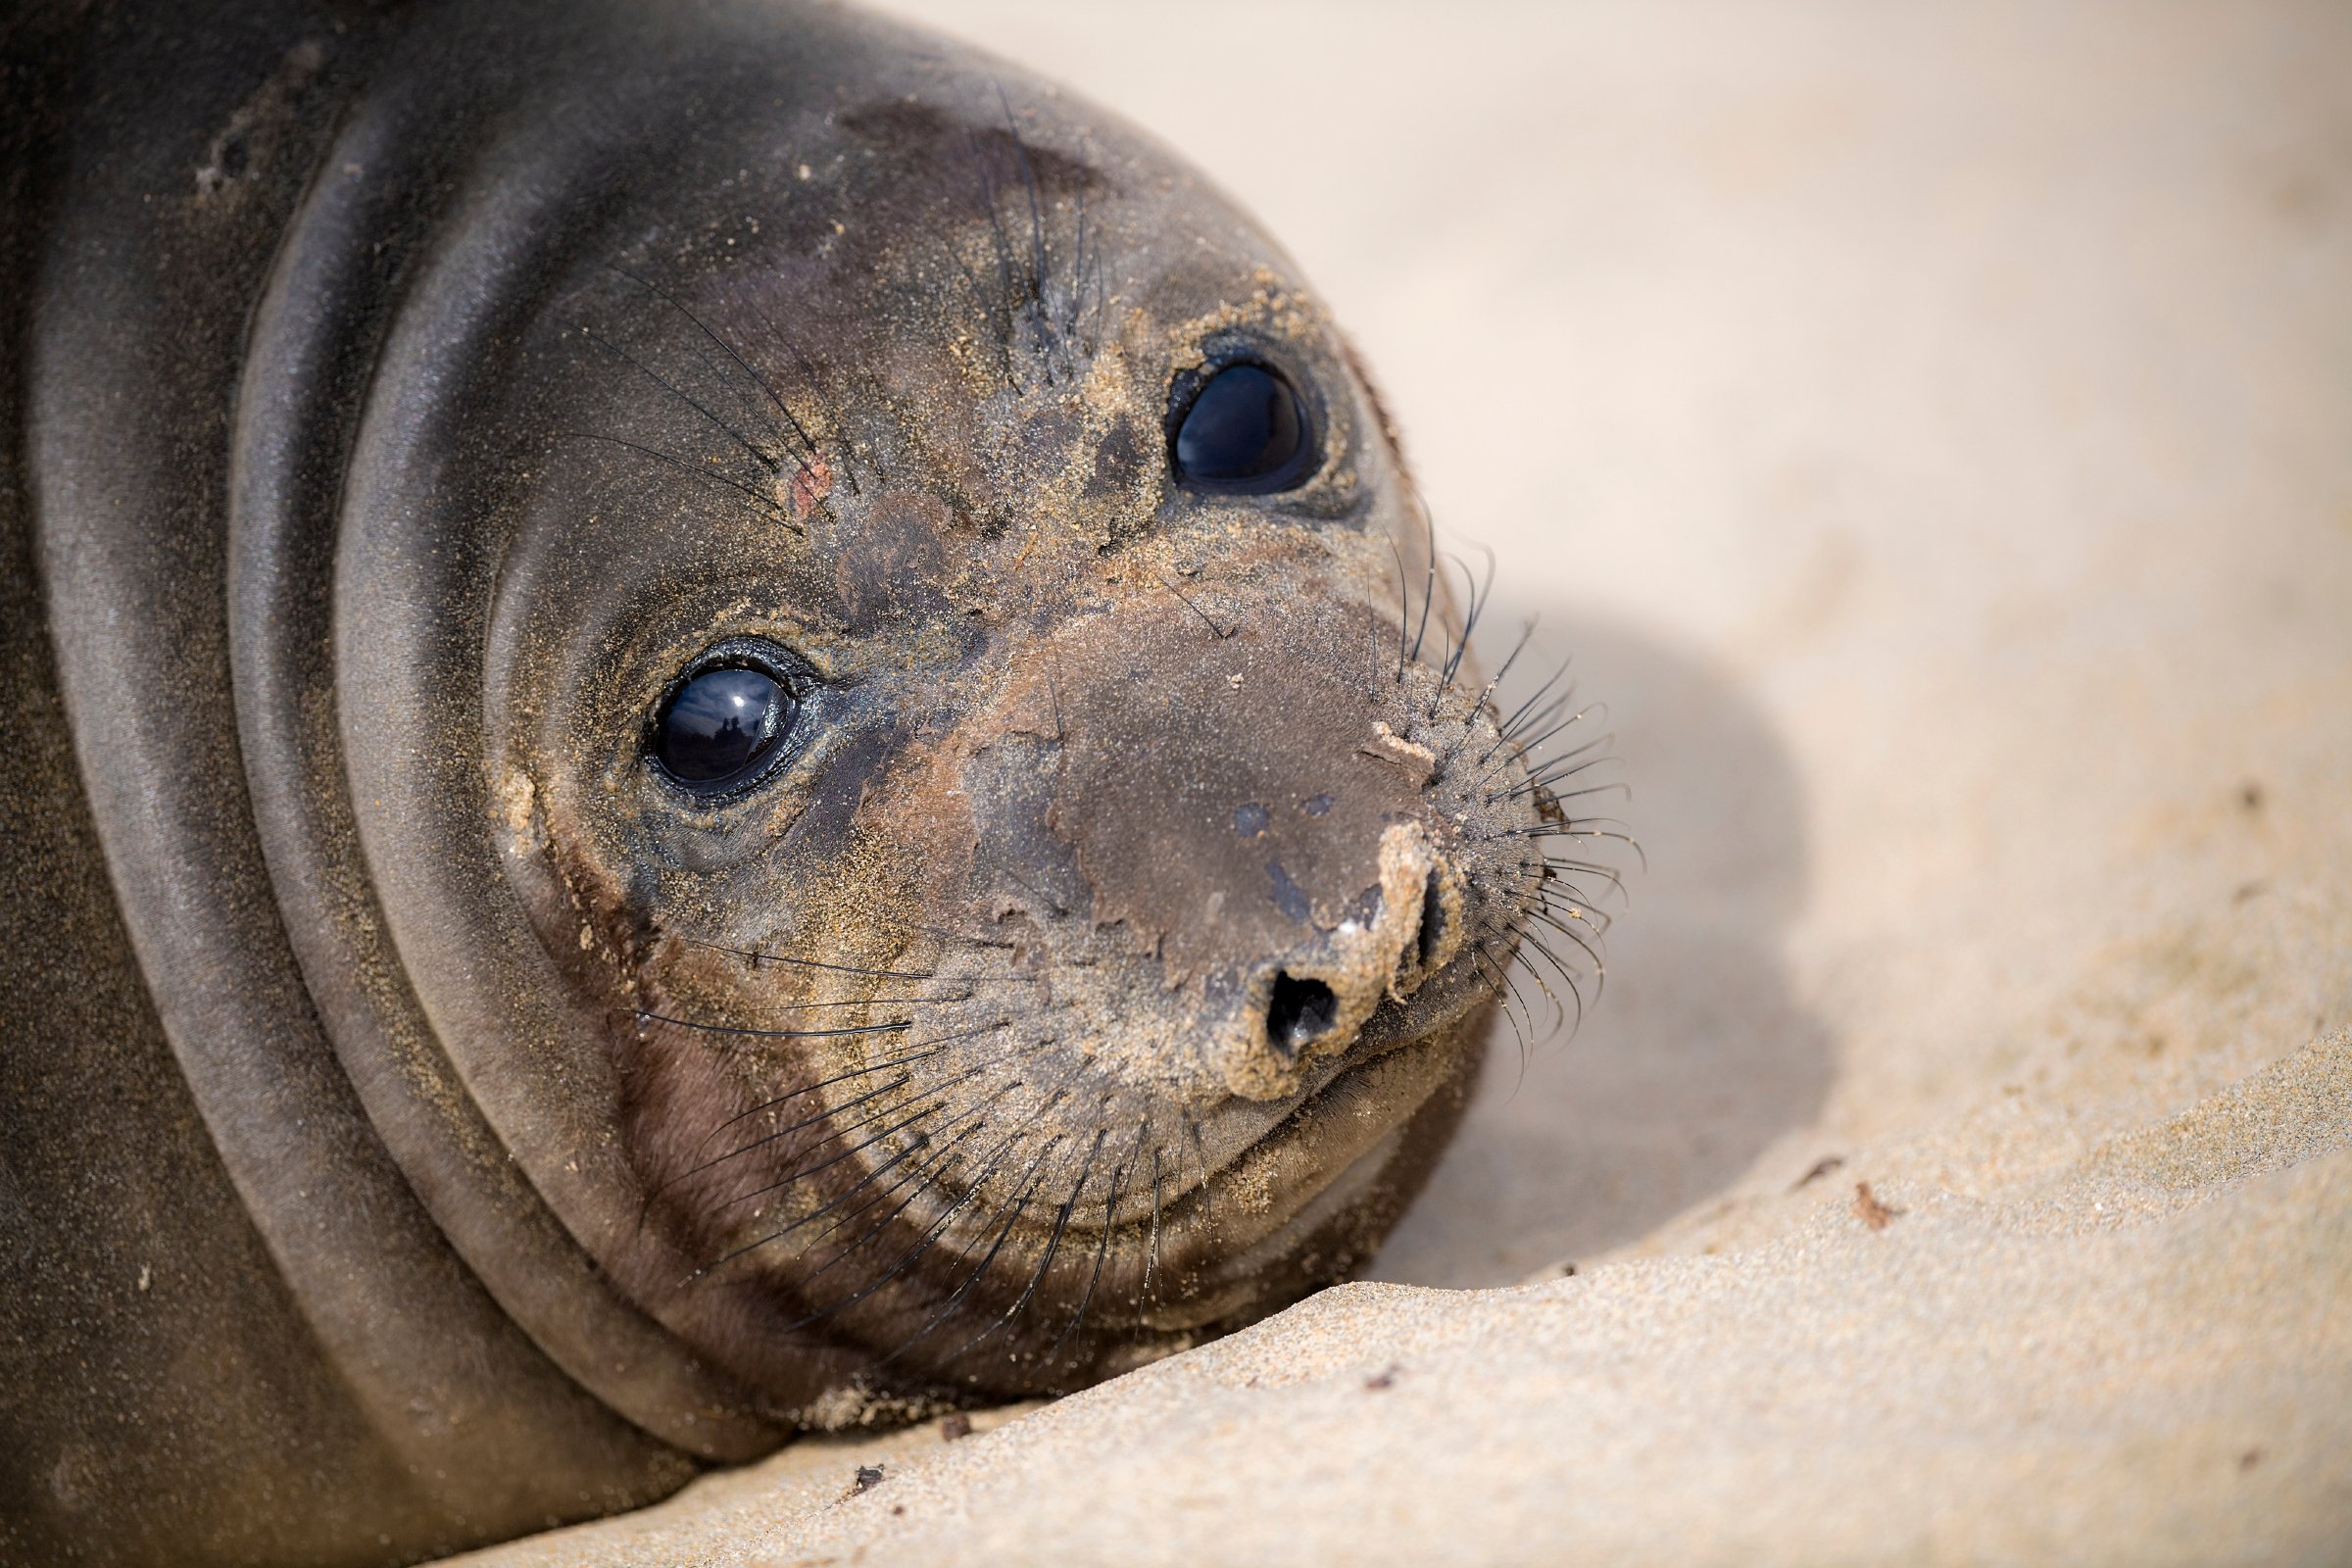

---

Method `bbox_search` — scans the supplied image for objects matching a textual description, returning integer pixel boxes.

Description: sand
[446,1,2352,1561]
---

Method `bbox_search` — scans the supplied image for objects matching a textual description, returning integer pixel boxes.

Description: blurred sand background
[453,1,2352,1562]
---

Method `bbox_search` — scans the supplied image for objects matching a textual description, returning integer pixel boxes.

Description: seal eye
[1171,362,1316,493]
[653,665,798,792]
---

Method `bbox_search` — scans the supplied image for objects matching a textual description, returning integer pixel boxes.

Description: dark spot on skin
[196,129,250,194]
[1233,802,1270,839]
[1851,1181,1899,1231]
[1364,1362,1401,1391]
[836,98,1100,199]
[777,722,903,861]
[2240,781,2265,810]
[1302,793,1334,817]
[2239,1447,2265,1472]
[940,1412,972,1442]
[193,39,325,196]
[1557,1262,1578,1278]
[1265,859,1311,922]
[1085,421,1142,501]
[1020,405,1084,468]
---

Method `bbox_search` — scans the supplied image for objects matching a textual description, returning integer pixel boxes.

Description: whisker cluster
[634,933,1221,1396]
[1380,506,1638,1064]
[560,265,852,534]
[951,86,1110,392]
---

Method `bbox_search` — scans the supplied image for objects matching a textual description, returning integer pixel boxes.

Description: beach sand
[447,2,2352,1560]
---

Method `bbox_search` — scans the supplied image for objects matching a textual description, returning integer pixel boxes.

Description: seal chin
[1112,1014,1484,1334]
[1070,998,1477,1241]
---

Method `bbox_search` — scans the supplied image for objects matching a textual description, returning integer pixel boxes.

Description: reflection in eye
[654,665,797,791]
[1171,362,1315,493]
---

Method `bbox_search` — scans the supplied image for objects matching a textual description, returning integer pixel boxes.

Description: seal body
[0,2,1590,1562]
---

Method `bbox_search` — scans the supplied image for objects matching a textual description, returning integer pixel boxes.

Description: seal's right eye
[1171,362,1316,493]
[652,665,798,793]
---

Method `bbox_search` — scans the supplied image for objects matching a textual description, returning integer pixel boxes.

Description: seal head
[450,86,1571,1407]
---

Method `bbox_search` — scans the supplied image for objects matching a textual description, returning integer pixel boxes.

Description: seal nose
[1221,838,1465,1094]
[1264,971,1341,1057]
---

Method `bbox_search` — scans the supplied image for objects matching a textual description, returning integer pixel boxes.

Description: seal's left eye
[1171,362,1316,493]
[653,665,797,792]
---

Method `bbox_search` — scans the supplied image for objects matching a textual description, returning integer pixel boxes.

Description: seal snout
[969,599,1494,1102]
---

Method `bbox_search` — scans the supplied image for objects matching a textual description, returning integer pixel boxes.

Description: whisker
[1407,505,1438,666]
[1442,542,1498,693]
[774,1083,1021,1275]
[1486,655,1577,758]
[732,292,863,498]
[629,1009,911,1042]
[1485,702,1610,782]
[1390,538,1412,684]
[1490,746,1619,805]
[948,1123,1104,1364]
[659,1066,920,1197]
[758,1086,1067,1335]
[1160,573,1234,641]
[1044,1114,1148,1369]
[710,1085,951,1216]
[686,1040,960,1154]
[576,324,779,478]
[680,937,935,983]
[876,1128,1066,1367]
[783,1087,1018,1262]
[1142,1142,1163,1318]
[707,1080,1032,1289]
[562,432,799,531]
[604,263,826,468]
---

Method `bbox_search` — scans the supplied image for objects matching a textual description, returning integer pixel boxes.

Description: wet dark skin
[0,2,1607,1563]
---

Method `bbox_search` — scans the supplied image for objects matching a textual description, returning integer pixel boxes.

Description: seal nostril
[1264,971,1338,1055]
[1416,867,1448,969]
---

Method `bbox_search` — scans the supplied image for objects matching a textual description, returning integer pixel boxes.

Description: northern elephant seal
[0,2,1611,1562]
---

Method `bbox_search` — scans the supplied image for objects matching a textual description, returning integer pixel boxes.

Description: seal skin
[0,2,1601,1563]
